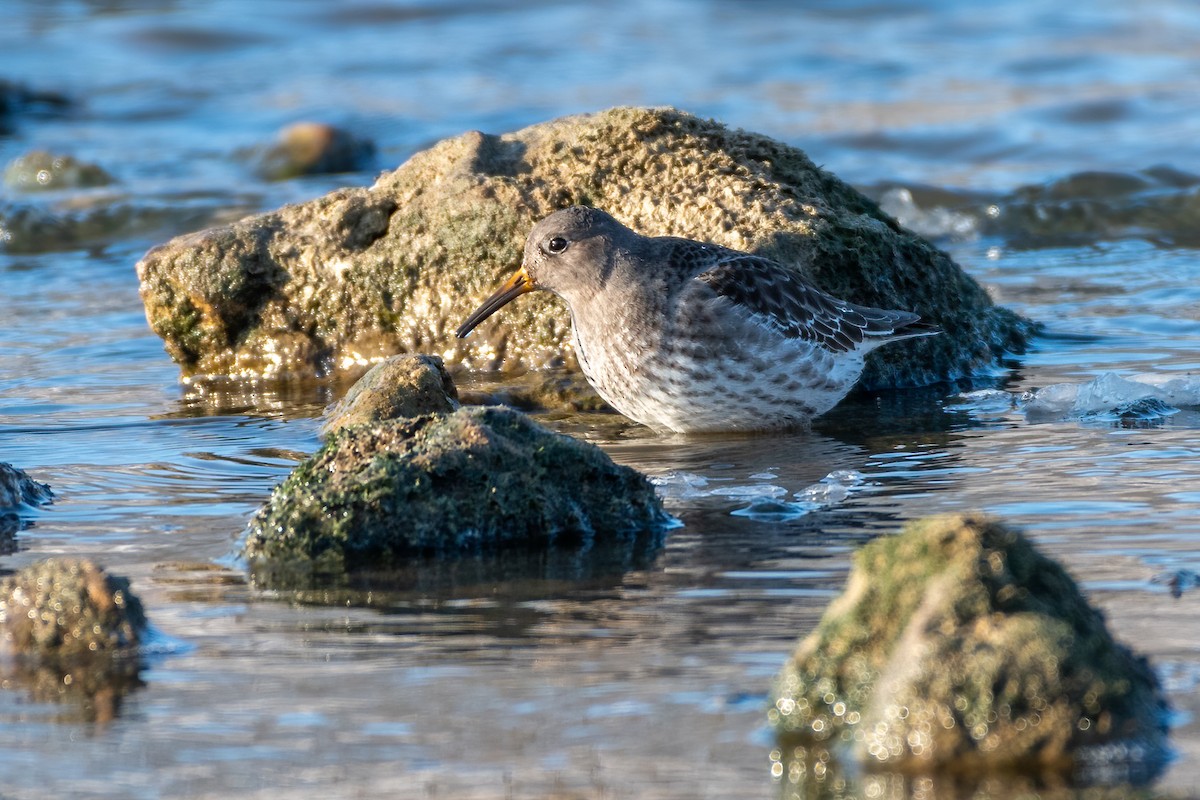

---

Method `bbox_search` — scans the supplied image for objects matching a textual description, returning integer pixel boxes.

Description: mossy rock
[256,121,376,181]
[770,514,1167,775]
[136,107,1034,392]
[0,558,146,663]
[243,406,670,585]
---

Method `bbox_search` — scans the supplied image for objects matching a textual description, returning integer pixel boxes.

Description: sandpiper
[456,206,937,433]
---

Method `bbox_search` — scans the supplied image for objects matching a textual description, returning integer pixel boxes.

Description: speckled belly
[575,327,863,433]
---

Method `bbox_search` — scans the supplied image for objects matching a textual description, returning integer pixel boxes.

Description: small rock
[244,406,670,582]
[770,514,1167,775]
[0,558,146,662]
[4,150,114,192]
[0,80,71,122]
[256,122,376,180]
[0,463,53,508]
[321,354,458,435]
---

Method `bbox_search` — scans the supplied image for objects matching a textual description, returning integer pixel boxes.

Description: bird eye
[546,236,568,254]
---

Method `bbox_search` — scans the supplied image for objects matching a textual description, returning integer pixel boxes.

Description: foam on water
[952,372,1200,424]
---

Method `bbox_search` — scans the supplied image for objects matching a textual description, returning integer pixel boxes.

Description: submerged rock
[458,369,609,414]
[770,514,1167,775]
[320,353,459,435]
[0,80,72,125]
[0,462,53,508]
[0,558,146,662]
[0,194,228,254]
[256,121,376,180]
[866,166,1200,249]
[137,106,1033,388]
[244,406,669,583]
[4,150,114,192]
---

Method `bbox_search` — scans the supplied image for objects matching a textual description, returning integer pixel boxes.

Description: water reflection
[0,654,143,726]
[772,743,1166,800]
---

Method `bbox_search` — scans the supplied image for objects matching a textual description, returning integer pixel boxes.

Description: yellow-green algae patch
[243,406,670,587]
[770,514,1166,775]
[137,107,1034,391]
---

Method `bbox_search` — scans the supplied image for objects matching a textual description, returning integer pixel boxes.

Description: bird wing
[694,254,923,354]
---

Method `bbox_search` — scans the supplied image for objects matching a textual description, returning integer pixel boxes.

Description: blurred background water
[1,1,1200,798]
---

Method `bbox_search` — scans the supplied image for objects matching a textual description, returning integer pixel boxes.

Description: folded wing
[695,254,930,354]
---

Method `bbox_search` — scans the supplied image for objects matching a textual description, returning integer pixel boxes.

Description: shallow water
[2,1,1200,798]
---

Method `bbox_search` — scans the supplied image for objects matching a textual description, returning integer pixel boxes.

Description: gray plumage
[457,206,937,433]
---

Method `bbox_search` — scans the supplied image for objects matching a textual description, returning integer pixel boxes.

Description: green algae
[243,406,670,586]
[770,514,1166,775]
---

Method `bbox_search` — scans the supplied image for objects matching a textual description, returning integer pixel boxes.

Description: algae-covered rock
[244,406,670,582]
[772,742,1164,800]
[320,353,458,435]
[256,121,376,180]
[0,462,53,508]
[137,106,1033,388]
[4,150,114,191]
[770,514,1166,775]
[0,558,146,662]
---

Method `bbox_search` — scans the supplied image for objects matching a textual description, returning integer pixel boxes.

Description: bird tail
[859,308,941,350]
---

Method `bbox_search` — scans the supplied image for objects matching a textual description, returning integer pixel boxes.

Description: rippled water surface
[2,2,1200,798]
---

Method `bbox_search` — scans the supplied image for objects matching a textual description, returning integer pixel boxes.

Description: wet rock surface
[869,166,1200,249]
[0,192,242,255]
[244,405,670,585]
[137,106,1033,388]
[320,353,459,435]
[773,742,1166,800]
[0,558,146,662]
[256,121,376,180]
[4,150,114,192]
[0,559,147,724]
[0,462,53,509]
[770,514,1167,775]
[0,463,52,552]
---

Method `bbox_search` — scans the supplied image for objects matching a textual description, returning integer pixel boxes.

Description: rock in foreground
[244,406,670,581]
[770,514,1166,775]
[137,106,1033,388]
[0,558,146,662]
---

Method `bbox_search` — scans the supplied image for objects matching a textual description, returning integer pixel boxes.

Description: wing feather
[693,254,927,354]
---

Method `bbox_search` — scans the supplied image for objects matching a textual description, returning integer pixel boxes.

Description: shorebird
[456,206,937,433]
